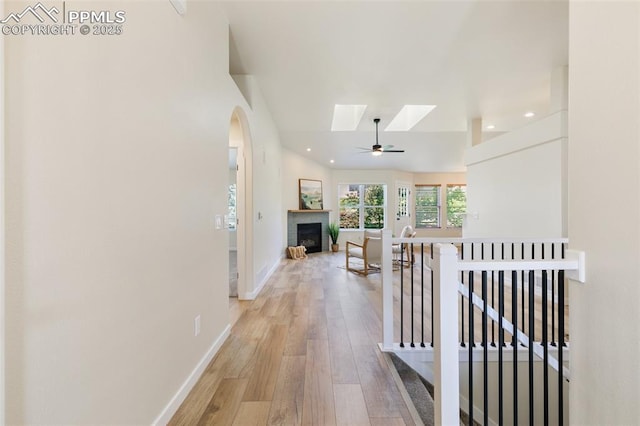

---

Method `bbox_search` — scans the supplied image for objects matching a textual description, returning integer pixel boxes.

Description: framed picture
[299,179,323,210]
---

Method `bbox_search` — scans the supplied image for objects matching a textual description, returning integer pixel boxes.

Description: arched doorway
[228,108,253,300]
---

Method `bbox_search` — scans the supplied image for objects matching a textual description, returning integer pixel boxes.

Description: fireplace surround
[287,210,330,253]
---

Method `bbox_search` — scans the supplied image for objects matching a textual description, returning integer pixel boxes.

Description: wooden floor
[391,254,570,348]
[170,252,417,426]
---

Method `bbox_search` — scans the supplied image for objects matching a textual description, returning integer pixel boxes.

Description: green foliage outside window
[228,183,237,230]
[338,184,385,229]
[446,185,467,228]
[415,185,440,228]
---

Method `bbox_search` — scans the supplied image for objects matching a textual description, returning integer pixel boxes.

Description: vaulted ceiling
[220,1,568,172]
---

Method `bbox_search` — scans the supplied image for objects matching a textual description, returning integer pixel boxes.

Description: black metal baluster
[469,270,474,425]
[542,270,549,426]
[521,243,526,346]
[499,270,505,426]
[492,243,496,347]
[421,244,425,347]
[400,243,404,348]
[529,270,535,426]
[461,243,466,347]
[430,243,434,347]
[512,270,519,425]
[551,244,557,347]
[411,243,415,347]
[558,245,566,426]
[558,270,565,426]
[482,270,488,426]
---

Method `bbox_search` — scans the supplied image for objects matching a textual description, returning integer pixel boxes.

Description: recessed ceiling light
[331,104,367,131]
[330,159,334,164]
[486,124,495,130]
[385,105,437,131]
[306,148,311,152]
[524,112,535,118]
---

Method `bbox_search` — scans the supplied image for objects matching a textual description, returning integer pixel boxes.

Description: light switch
[215,215,223,230]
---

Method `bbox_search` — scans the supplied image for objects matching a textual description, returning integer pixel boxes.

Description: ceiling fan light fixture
[368,118,405,155]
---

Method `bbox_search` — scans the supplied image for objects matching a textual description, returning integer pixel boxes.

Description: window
[228,183,237,230]
[415,185,440,228]
[338,184,386,229]
[397,186,409,219]
[446,184,467,228]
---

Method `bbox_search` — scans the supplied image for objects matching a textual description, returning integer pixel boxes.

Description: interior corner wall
[568,2,640,424]
[281,149,332,250]
[4,1,282,424]
[464,113,567,238]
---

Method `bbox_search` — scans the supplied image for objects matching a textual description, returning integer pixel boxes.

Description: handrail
[380,230,584,425]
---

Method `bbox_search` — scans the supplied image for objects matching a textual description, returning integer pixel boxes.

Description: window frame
[338,183,387,230]
[414,184,441,229]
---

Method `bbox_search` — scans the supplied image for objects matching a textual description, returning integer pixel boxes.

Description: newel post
[433,243,460,425]
[382,228,394,350]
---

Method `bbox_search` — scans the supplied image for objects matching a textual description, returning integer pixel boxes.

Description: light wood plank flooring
[170,252,416,426]
[391,252,570,348]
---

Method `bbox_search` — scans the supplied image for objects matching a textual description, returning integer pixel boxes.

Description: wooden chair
[392,225,416,267]
[345,230,383,276]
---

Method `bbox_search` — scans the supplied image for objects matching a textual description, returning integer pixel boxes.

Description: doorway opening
[228,108,253,302]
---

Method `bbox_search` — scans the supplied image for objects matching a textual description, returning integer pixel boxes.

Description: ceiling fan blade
[383,145,395,150]
[382,149,405,153]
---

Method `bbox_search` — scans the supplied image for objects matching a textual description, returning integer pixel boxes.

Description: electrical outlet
[194,315,201,337]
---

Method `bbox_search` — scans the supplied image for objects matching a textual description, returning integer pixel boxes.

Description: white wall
[568,2,640,423]
[464,112,567,238]
[4,1,282,423]
[281,149,333,212]
[240,77,284,290]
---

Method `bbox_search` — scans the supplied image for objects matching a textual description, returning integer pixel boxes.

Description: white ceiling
[220,1,568,172]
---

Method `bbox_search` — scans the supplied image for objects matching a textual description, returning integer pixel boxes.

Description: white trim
[152,325,231,425]
[465,111,568,166]
[240,255,282,300]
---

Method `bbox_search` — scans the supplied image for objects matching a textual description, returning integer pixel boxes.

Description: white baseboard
[240,255,282,300]
[152,324,231,425]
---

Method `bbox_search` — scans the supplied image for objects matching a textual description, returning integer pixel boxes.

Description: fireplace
[287,210,329,253]
[297,223,322,254]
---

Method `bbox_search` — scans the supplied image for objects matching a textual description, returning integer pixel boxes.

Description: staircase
[379,232,585,425]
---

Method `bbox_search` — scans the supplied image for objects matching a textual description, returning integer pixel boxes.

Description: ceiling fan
[358,118,405,156]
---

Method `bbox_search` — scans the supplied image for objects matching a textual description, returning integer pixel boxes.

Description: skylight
[385,105,436,131]
[331,104,367,131]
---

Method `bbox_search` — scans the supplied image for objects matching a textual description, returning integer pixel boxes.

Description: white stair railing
[380,231,585,425]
